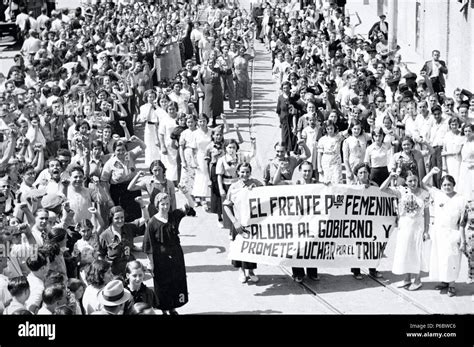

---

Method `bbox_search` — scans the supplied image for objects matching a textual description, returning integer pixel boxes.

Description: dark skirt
[370,166,389,187]
[109,181,142,222]
[152,244,188,310]
[209,163,222,215]
[221,183,232,229]
[203,82,224,125]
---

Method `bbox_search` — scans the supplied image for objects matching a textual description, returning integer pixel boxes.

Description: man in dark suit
[421,49,448,94]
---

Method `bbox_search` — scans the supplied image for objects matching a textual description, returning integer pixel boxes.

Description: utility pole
[388,0,398,51]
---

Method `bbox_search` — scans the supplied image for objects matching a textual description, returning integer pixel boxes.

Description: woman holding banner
[380,170,431,291]
[223,162,263,283]
[264,141,310,186]
[285,161,320,283]
[350,163,383,280]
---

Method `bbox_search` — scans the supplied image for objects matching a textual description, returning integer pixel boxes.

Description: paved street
[0,0,472,315]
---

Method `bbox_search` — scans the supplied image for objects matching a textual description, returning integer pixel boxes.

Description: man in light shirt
[428,105,448,188]
[25,251,48,314]
[421,50,448,94]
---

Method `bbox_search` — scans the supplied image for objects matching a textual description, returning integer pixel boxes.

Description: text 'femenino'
[248,194,398,218]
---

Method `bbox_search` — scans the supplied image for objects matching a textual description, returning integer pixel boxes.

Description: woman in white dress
[159,101,179,184]
[192,113,212,208]
[442,117,463,184]
[422,167,467,297]
[342,120,371,184]
[381,171,431,291]
[457,124,474,201]
[138,90,163,166]
[317,120,344,184]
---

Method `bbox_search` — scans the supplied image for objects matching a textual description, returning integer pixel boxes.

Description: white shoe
[239,271,247,283]
[467,278,473,284]
[232,108,237,113]
[217,220,224,228]
[247,274,259,283]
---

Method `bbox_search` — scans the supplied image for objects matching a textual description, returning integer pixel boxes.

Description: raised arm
[421,167,439,190]
[127,171,147,192]
[380,171,400,196]
[296,139,311,161]
[354,12,362,27]
[0,132,16,168]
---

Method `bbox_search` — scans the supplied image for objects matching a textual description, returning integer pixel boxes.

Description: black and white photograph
[0,0,473,344]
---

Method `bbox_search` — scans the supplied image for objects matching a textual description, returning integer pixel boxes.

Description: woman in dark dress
[182,20,195,63]
[143,192,196,315]
[276,81,299,150]
[198,50,225,127]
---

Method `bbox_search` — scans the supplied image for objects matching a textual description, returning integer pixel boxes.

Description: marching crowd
[0,0,473,316]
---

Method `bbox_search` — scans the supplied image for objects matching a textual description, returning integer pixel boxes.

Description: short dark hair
[85,259,111,288]
[69,166,85,176]
[26,250,48,272]
[440,175,456,187]
[45,270,65,287]
[236,162,252,173]
[75,120,91,132]
[42,284,65,305]
[56,149,72,158]
[149,160,166,175]
[47,227,67,244]
[431,105,442,114]
[7,276,30,297]
[353,162,371,176]
[67,278,85,293]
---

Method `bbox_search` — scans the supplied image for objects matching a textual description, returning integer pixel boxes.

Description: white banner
[228,184,397,267]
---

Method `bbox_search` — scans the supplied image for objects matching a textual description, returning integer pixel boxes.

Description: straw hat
[98,280,132,306]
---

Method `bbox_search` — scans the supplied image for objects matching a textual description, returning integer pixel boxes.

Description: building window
[415,0,422,52]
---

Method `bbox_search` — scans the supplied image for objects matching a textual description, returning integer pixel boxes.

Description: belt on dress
[147,121,156,125]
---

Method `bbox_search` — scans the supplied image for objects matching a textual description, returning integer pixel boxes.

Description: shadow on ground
[182,245,226,255]
[194,309,283,314]
[185,264,235,273]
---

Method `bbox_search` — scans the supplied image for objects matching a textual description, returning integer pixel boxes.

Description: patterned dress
[318,134,344,184]
[392,187,430,274]
[460,201,474,280]
[233,54,252,100]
